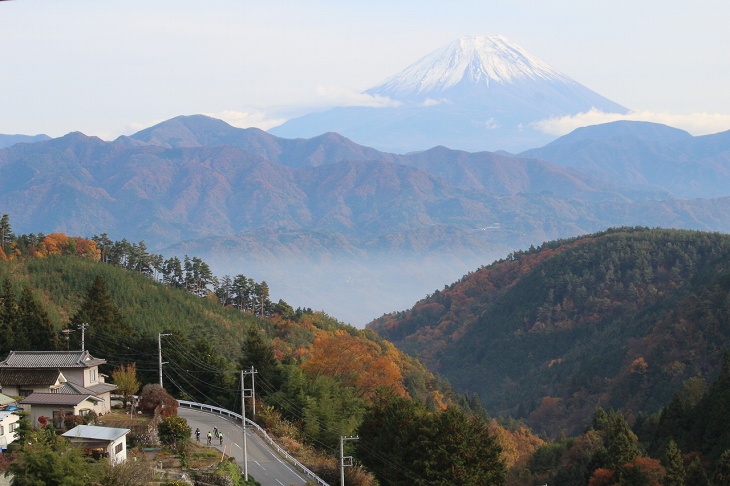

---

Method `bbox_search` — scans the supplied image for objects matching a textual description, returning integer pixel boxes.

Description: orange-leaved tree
[302,330,406,399]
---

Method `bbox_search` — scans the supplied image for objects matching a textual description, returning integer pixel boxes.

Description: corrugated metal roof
[20,393,100,406]
[63,425,130,442]
[0,368,63,386]
[0,351,106,368]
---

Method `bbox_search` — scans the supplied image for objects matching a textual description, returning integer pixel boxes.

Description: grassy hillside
[1,254,250,356]
[368,227,730,436]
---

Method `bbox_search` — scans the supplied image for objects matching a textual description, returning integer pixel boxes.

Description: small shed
[63,425,131,464]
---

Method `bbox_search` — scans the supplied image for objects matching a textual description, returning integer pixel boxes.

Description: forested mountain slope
[368,227,730,436]
[0,232,549,484]
[0,246,447,409]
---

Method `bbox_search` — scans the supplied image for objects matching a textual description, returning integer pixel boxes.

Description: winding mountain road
[177,407,310,486]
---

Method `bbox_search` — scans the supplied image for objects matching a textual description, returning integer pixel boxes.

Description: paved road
[178,408,310,486]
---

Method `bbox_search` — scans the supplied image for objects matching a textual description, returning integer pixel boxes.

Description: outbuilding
[62,425,131,464]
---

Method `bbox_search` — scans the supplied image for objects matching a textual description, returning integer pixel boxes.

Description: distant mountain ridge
[0,133,51,148]
[270,35,628,153]
[3,115,730,324]
[521,120,730,198]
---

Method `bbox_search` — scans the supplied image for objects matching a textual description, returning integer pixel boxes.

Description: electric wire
[18,316,434,482]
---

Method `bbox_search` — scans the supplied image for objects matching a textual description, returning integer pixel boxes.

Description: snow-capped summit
[368,35,571,99]
[270,35,628,153]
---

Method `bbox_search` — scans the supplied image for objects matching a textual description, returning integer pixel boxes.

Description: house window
[0,425,4,435]
[19,389,33,397]
[52,410,72,429]
[115,442,123,454]
[10,422,17,432]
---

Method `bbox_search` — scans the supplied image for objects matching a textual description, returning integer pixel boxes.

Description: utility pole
[240,369,255,482]
[158,333,171,387]
[61,329,74,351]
[240,366,257,480]
[241,370,247,481]
[340,435,358,486]
[250,366,256,416]
[242,367,258,416]
[78,322,88,351]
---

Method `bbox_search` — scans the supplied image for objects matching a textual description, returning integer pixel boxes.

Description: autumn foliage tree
[36,232,100,260]
[138,383,178,417]
[302,330,406,399]
[112,363,141,409]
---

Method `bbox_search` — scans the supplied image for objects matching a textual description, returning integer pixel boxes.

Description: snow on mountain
[368,35,572,99]
[270,35,628,153]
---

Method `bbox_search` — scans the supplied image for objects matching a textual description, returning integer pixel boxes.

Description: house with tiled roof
[0,369,67,397]
[0,351,117,425]
[20,392,103,428]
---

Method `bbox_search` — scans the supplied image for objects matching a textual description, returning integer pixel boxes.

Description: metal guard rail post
[178,399,330,486]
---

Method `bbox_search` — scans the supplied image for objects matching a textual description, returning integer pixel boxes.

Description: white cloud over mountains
[314,86,403,108]
[534,108,730,137]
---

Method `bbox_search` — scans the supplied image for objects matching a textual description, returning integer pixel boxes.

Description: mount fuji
[270,35,628,153]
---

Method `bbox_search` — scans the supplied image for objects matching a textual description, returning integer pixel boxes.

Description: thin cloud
[314,86,402,108]
[421,98,445,107]
[534,108,730,136]
[207,110,287,131]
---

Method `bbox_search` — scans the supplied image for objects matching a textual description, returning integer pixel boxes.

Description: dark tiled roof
[0,368,63,386]
[0,351,106,368]
[88,382,117,394]
[56,382,96,396]
[20,393,100,406]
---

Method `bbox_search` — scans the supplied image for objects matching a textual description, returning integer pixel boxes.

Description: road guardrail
[178,399,330,486]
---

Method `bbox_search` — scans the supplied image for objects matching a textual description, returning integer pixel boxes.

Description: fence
[178,399,329,486]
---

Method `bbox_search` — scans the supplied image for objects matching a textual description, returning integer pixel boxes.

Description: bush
[158,416,191,455]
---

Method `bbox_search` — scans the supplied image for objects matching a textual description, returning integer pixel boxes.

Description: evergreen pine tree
[70,275,131,359]
[685,457,711,486]
[0,278,20,355]
[18,287,57,350]
[238,325,282,395]
[605,411,640,471]
[663,440,685,486]
[716,449,730,486]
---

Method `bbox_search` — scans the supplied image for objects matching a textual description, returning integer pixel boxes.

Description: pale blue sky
[2,0,729,139]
